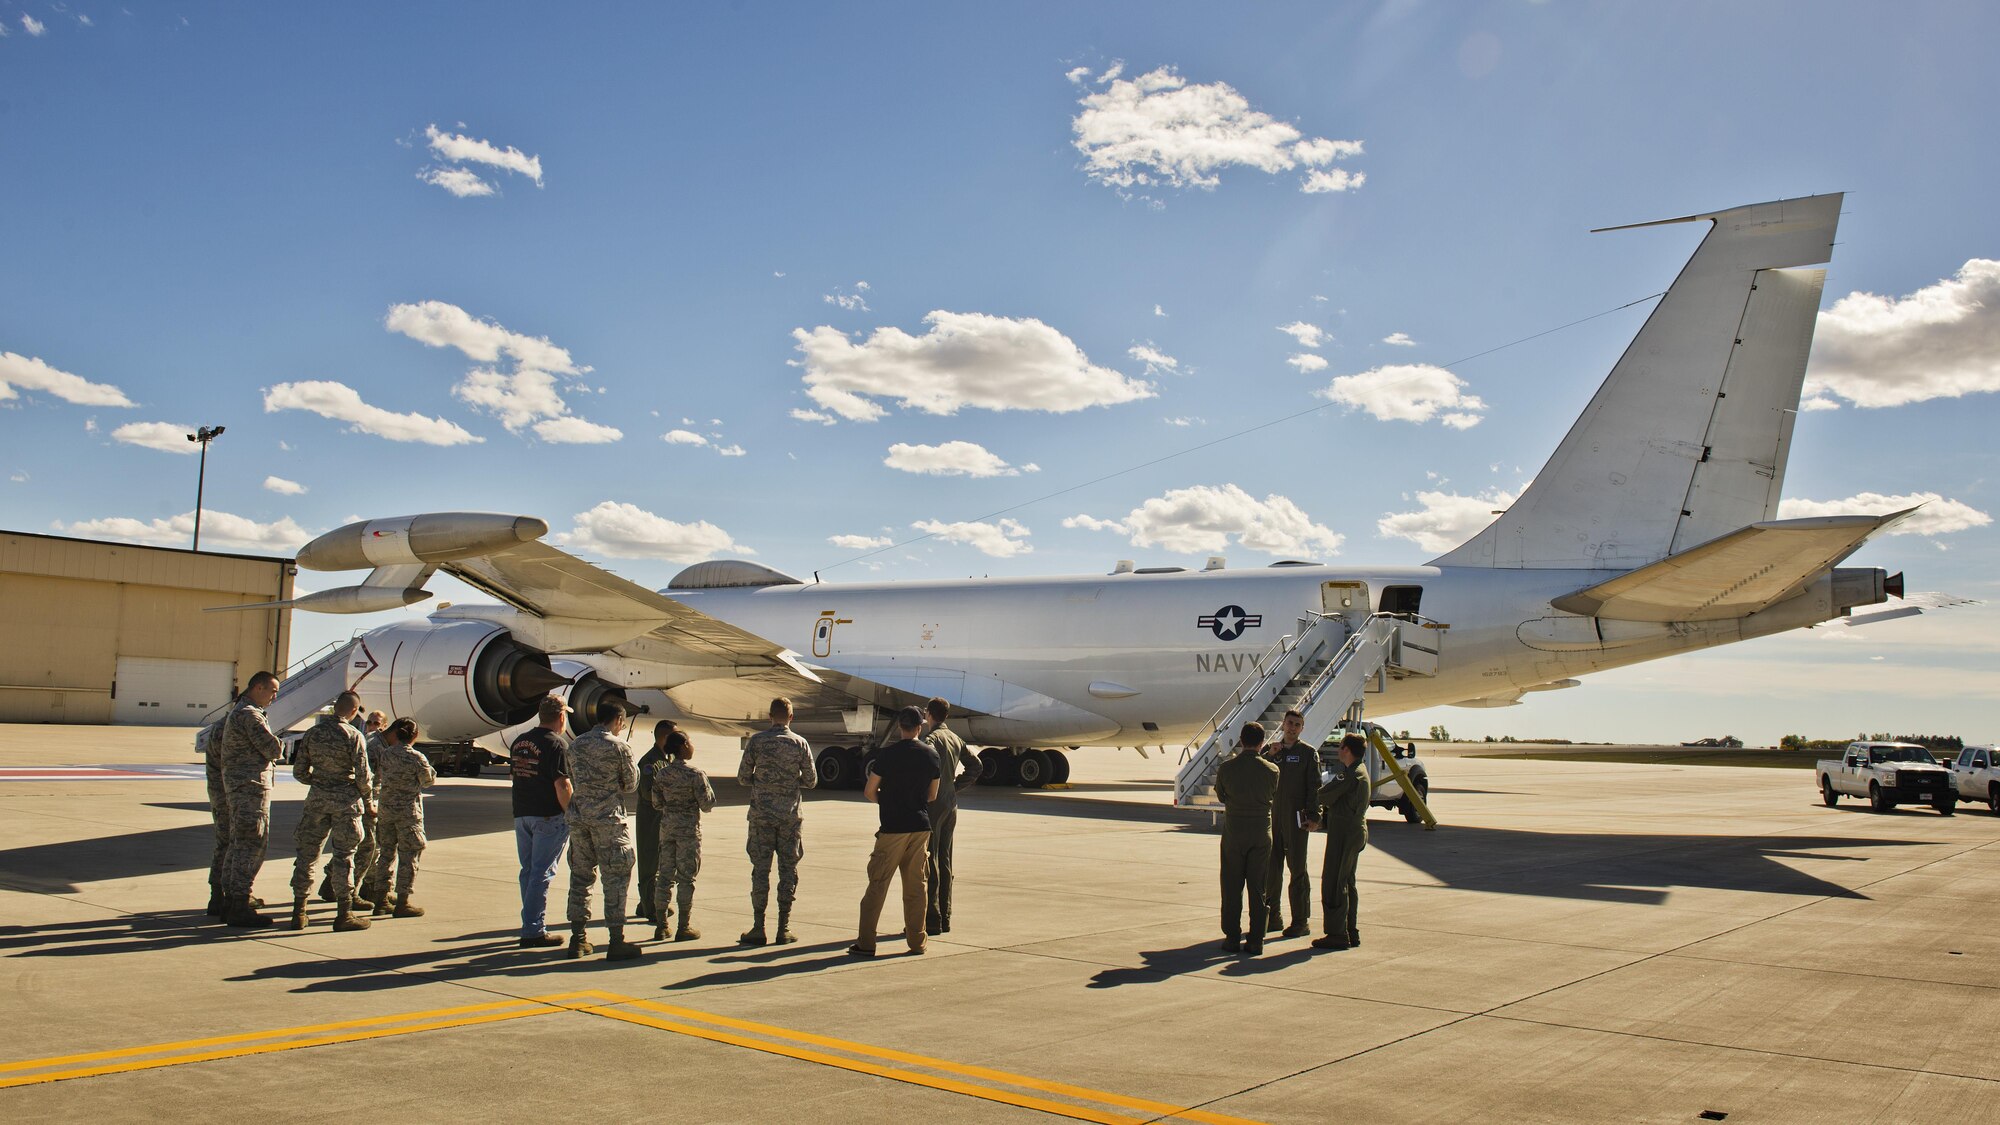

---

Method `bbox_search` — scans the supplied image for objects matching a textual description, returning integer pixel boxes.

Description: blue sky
[4,2,1996,744]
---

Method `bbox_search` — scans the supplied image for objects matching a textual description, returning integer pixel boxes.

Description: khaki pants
[856,830,930,952]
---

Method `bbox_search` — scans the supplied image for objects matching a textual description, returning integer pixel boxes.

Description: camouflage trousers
[368,805,425,902]
[220,780,271,899]
[291,791,365,898]
[745,817,803,913]
[567,815,635,929]
[653,824,702,916]
[206,765,231,893]
[353,808,378,889]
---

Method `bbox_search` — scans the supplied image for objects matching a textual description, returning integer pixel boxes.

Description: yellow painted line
[0,992,598,1090]
[576,1000,1145,1125]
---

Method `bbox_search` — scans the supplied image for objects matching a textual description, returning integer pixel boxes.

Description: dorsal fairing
[1433,194,1843,570]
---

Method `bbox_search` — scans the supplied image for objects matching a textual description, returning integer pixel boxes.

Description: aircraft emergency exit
[224,194,1933,787]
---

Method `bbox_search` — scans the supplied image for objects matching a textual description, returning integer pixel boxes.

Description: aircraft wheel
[1048,749,1071,785]
[1821,778,1839,807]
[979,748,1016,786]
[1016,750,1052,789]
[816,747,851,790]
[842,746,868,789]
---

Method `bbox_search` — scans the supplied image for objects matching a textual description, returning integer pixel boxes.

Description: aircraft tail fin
[1432,194,1842,570]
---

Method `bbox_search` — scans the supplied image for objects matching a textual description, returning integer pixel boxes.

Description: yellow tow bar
[1367,726,1438,831]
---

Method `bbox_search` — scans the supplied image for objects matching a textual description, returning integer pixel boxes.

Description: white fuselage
[635,562,1837,749]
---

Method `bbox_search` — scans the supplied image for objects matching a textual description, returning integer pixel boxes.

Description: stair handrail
[1292,613,1440,717]
[1176,613,1334,766]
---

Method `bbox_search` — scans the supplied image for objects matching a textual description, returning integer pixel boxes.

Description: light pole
[186,425,225,550]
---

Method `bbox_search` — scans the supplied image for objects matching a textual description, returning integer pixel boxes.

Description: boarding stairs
[192,636,372,744]
[1173,613,1442,809]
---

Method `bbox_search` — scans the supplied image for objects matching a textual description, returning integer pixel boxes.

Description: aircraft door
[1320,581,1369,632]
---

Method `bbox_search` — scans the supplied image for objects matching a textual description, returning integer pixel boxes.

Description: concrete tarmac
[1,724,1996,1124]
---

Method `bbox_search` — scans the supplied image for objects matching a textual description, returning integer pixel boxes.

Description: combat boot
[393,896,425,918]
[1310,933,1350,951]
[651,919,668,942]
[674,887,699,941]
[773,905,797,945]
[333,900,371,932]
[289,894,309,931]
[739,909,768,947]
[316,874,337,904]
[206,890,225,918]
[223,895,273,929]
[567,927,594,959]
[605,926,642,962]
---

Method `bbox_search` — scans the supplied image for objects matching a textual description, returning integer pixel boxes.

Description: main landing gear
[978,747,1071,789]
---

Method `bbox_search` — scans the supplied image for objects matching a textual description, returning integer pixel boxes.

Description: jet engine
[549,659,634,735]
[354,620,571,744]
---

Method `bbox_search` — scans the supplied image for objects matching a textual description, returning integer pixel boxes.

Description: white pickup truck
[1817,741,1955,814]
[1947,745,2000,814]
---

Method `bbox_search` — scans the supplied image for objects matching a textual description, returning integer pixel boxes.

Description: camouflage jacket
[293,714,372,799]
[649,759,715,835]
[736,725,816,825]
[567,726,638,823]
[220,700,283,789]
[374,742,436,811]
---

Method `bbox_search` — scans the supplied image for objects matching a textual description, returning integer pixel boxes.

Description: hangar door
[113,657,235,726]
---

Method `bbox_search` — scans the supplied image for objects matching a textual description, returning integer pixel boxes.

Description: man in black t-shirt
[509,696,573,949]
[850,706,941,958]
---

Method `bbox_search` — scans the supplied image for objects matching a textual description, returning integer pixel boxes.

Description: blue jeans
[516,815,569,939]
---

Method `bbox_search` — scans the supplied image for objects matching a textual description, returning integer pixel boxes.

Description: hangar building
[0,530,294,725]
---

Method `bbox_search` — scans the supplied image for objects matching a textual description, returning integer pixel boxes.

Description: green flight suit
[1317,761,1371,940]
[1263,738,1319,929]
[1214,749,1279,941]
[634,742,668,919]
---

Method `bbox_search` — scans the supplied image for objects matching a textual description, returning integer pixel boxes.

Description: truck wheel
[1016,750,1052,789]
[1398,797,1419,823]
[1936,795,1955,816]
[1990,784,1999,816]
[1821,778,1839,807]
[1868,781,1889,813]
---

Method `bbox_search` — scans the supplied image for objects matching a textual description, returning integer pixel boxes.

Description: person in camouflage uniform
[217,671,284,928]
[201,694,248,918]
[565,701,643,961]
[737,696,817,946]
[648,729,715,942]
[327,710,389,904]
[366,718,435,918]
[289,692,375,932]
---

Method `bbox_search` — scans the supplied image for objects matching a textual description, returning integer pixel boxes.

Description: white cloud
[1128,344,1179,374]
[21,14,46,35]
[1778,491,1991,537]
[830,533,893,550]
[424,124,543,186]
[263,380,483,446]
[386,301,613,440]
[793,310,1153,422]
[263,476,307,496]
[1164,416,1199,427]
[78,14,92,27]
[10,472,28,483]
[1377,488,1521,553]
[386,300,577,374]
[1382,332,1416,347]
[663,429,708,446]
[0,351,135,407]
[111,421,197,454]
[58,510,312,554]
[1065,65,1093,84]
[554,501,754,562]
[1277,322,1327,349]
[1798,392,1841,412]
[1153,304,1168,318]
[717,443,746,457]
[419,167,496,198]
[1066,484,1342,556]
[789,408,837,425]
[1318,363,1486,428]
[533,416,624,444]
[1805,260,2000,408]
[913,518,1033,558]
[883,440,1025,478]
[1287,353,1329,374]
[1071,66,1364,197]
[823,281,871,312]
[1300,168,1365,194]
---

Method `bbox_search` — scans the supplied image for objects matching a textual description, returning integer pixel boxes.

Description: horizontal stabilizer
[1551,510,1914,622]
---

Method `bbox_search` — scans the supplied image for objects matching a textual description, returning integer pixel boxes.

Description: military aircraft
[231,194,1927,787]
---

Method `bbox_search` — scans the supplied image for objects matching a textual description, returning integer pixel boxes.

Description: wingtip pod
[298,513,548,572]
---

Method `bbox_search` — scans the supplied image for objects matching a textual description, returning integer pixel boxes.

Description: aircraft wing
[1550,510,1913,622]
